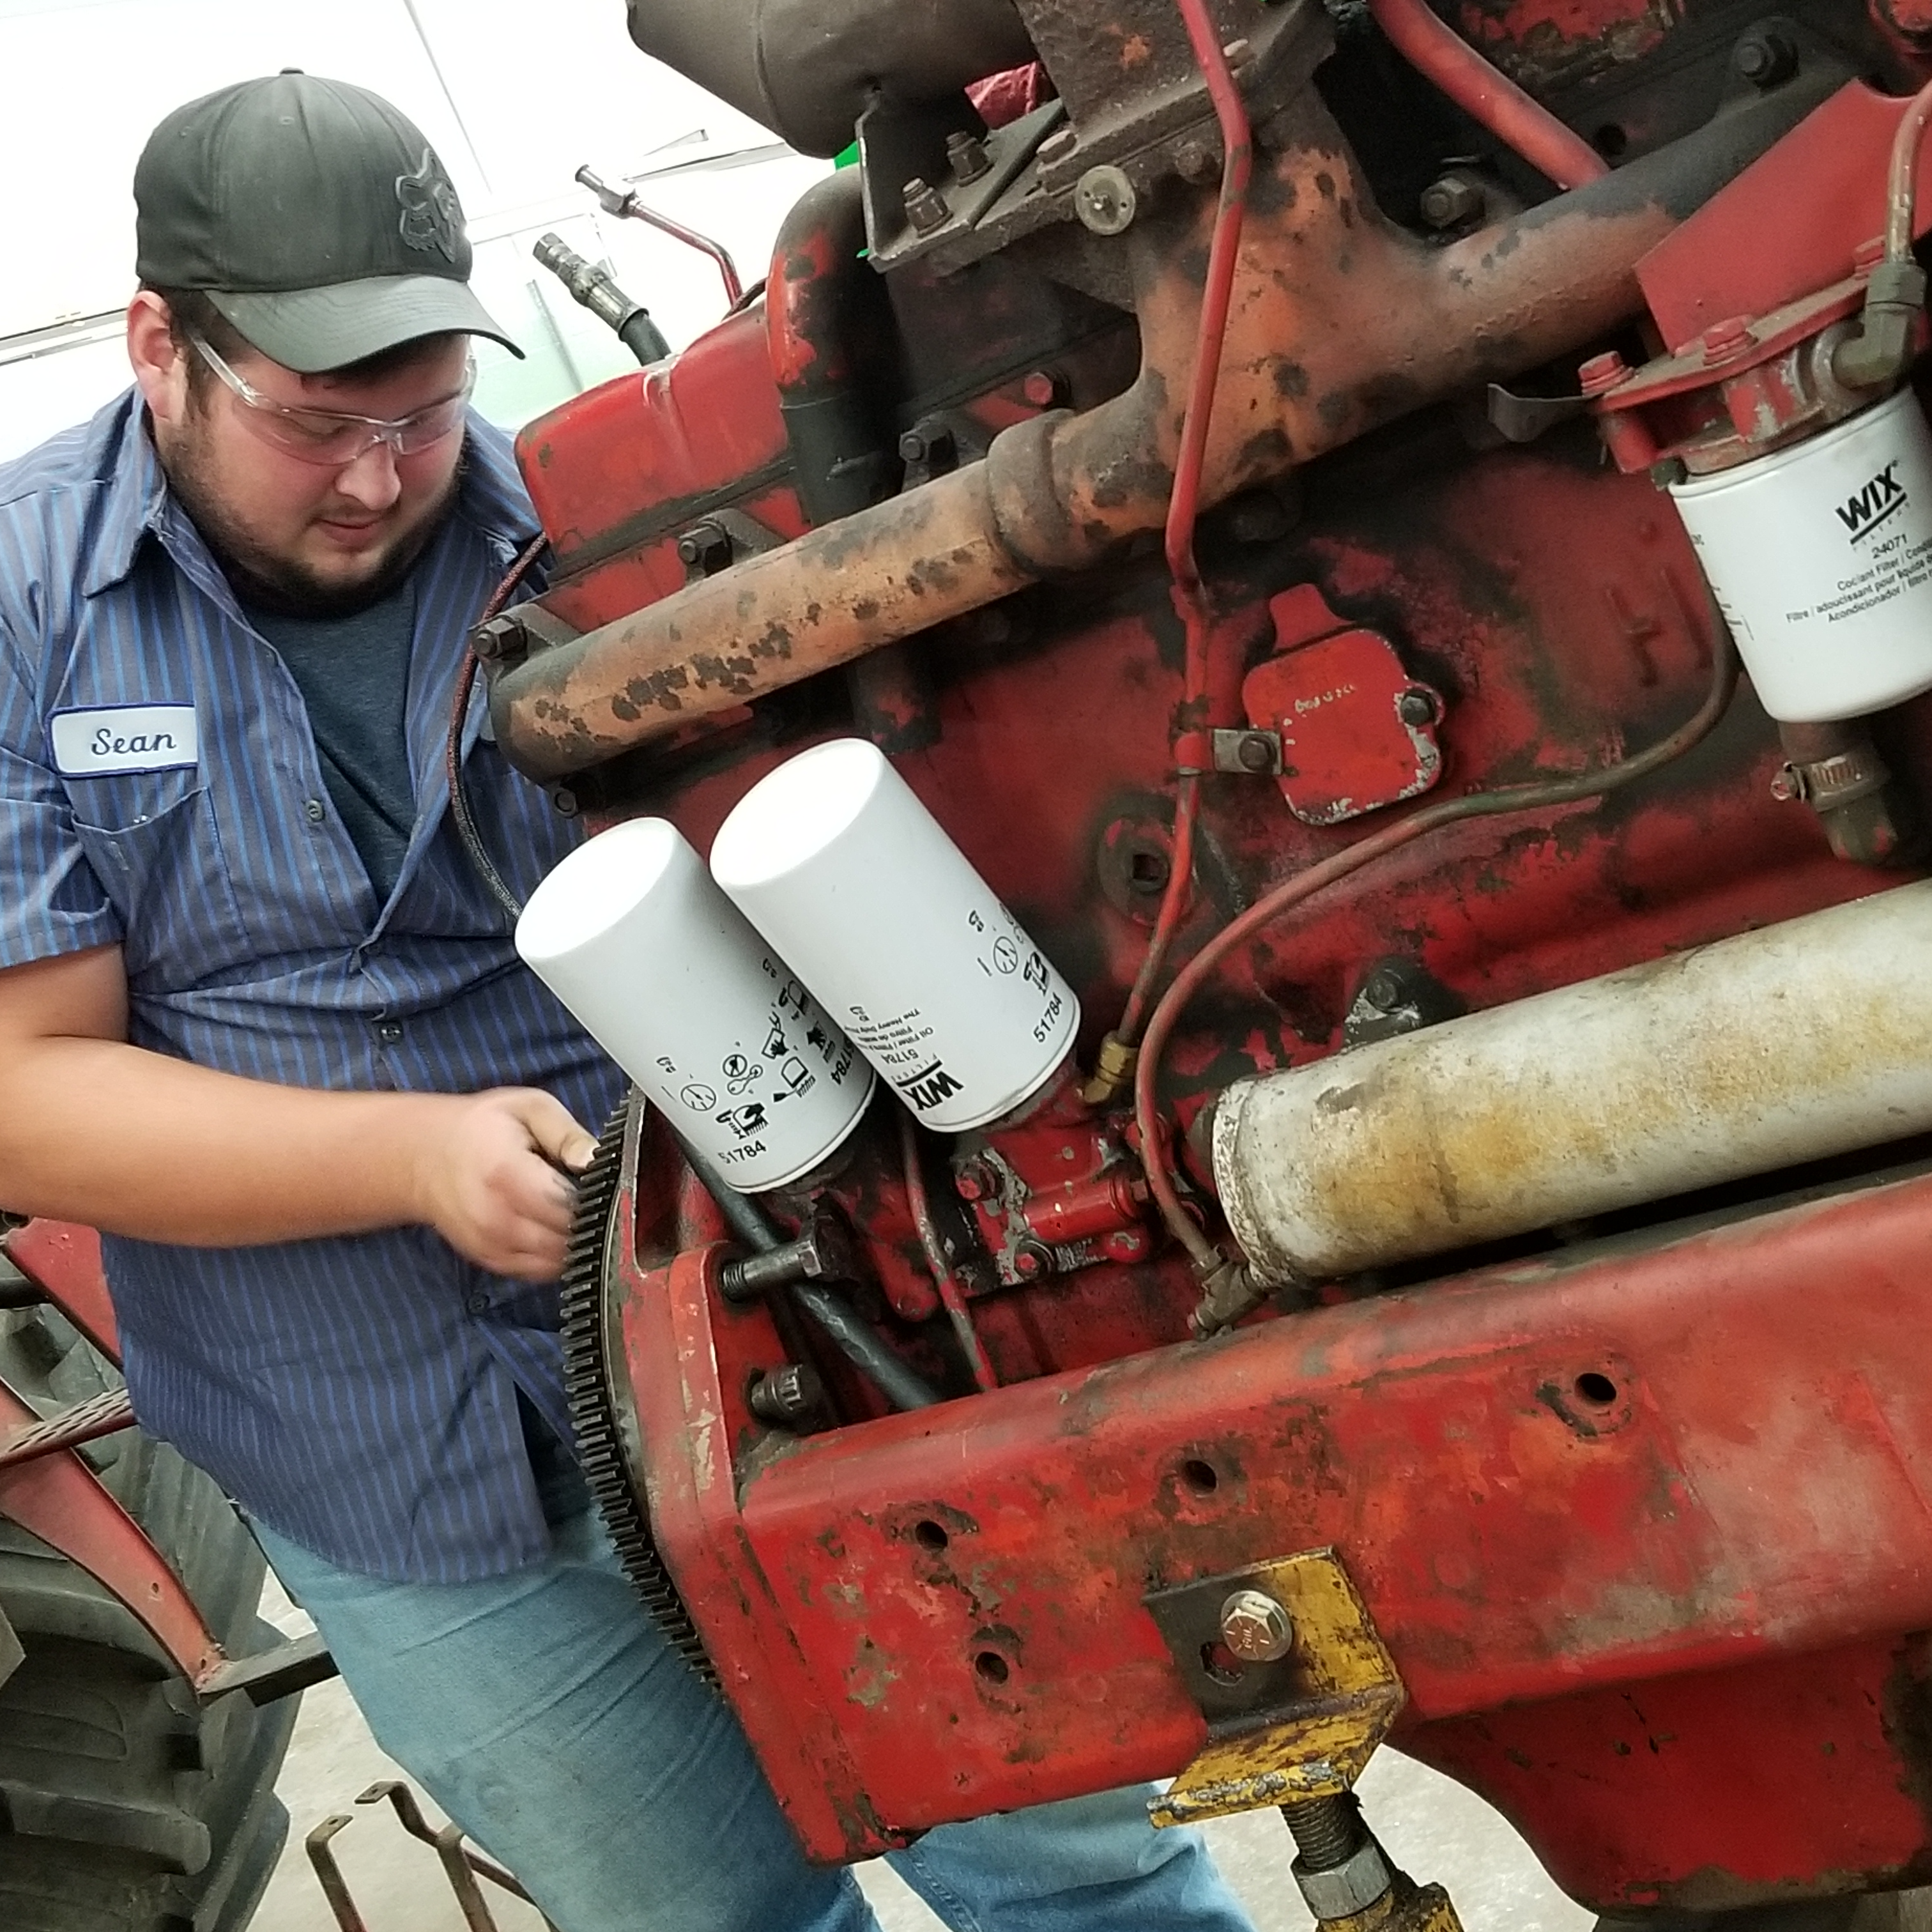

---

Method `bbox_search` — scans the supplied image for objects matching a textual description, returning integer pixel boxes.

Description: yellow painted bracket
[1149,1549,1405,1827]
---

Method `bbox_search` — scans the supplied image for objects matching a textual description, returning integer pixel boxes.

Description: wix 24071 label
[49,705,199,777]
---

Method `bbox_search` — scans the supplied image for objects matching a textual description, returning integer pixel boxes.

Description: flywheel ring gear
[561,1092,717,1685]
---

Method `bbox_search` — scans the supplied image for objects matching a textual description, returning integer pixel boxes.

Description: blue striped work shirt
[0,392,625,1583]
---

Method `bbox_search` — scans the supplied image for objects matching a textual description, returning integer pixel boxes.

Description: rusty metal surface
[491,77,1832,779]
[627,1165,1932,1896]
[1147,1550,1406,1825]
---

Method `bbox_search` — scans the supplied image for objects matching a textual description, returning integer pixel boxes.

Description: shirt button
[305,797,326,824]
[466,1292,491,1316]
[376,1022,404,1045]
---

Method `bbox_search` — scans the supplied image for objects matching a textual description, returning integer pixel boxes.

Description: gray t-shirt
[246,578,418,903]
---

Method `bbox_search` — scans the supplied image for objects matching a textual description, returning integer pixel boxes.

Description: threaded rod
[1281,1794,1365,1869]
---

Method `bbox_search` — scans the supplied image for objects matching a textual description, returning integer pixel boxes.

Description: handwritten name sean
[91,726,178,757]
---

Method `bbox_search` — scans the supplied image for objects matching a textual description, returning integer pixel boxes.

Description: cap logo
[395,148,461,261]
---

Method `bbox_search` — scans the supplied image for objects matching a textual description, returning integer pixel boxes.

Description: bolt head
[1237,732,1276,772]
[1038,127,1077,164]
[1176,138,1219,183]
[1363,967,1406,1012]
[1220,1588,1294,1662]
[1022,369,1067,410]
[1013,1239,1056,1282]
[1418,174,1484,231]
[1733,29,1796,86]
[945,130,992,184]
[1701,316,1757,365]
[954,1159,995,1202]
[1397,687,1439,728]
[1578,350,1631,397]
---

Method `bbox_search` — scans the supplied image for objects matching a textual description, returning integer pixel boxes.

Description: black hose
[681,1140,940,1411]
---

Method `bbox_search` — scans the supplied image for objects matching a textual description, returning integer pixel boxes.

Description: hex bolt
[1012,1238,1057,1282]
[1418,174,1485,231]
[945,130,992,184]
[1220,1588,1296,1662]
[676,521,732,575]
[1038,127,1078,166]
[954,1157,997,1202]
[1362,967,1407,1013]
[903,176,951,236]
[470,613,528,668]
[1397,687,1439,728]
[899,422,957,471]
[1701,315,1757,365]
[1578,349,1632,397]
[719,1213,855,1303]
[1075,165,1138,236]
[1733,29,1797,87]
[1238,732,1277,773]
[749,1362,826,1429]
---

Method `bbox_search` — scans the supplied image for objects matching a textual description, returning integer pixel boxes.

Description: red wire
[1116,4,1255,1048]
[1365,0,1607,190]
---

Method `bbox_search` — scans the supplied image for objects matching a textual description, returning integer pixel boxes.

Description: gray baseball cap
[134,72,521,373]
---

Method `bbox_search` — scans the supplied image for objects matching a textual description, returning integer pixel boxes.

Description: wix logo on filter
[50,706,199,777]
[1837,461,1908,544]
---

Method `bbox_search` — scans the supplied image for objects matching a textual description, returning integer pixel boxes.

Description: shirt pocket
[69,781,254,986]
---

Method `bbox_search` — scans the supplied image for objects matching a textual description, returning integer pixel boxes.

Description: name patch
[50,706,199,778]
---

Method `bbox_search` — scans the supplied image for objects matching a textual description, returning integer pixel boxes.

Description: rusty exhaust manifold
[489,82,1836,783]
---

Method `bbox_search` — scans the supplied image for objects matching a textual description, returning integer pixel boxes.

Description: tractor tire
[0,1286,297,1932]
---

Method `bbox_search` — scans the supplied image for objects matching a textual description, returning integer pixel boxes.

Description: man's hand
[410,1089,601,1281]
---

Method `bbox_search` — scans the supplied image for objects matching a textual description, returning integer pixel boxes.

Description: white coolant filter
[1670,387,1932,722]
[709,739,1078,1131]
[515,817,873,1190]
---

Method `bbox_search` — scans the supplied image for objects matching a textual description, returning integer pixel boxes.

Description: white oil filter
[709,739,1078,1131]
[1670,387,1932,722]
[516,817,873,1190]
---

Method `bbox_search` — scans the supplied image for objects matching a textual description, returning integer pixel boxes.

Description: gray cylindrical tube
[1214,881,1932,1284]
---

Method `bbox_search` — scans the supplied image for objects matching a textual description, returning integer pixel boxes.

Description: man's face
[151,329,471,617]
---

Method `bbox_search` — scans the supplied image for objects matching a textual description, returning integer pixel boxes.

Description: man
[0,72,1260,1932]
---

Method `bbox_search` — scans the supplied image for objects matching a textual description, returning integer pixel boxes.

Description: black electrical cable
[446,533,550,924]
[679,1139,940,1411]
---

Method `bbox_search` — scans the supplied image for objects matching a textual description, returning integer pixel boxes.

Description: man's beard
[159,408,462,620]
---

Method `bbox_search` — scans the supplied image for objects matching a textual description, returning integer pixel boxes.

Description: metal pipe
[491,77,1836,781]
[1365,0,1607,190]
[576,166,744,309]
[1215,877,1932,1284]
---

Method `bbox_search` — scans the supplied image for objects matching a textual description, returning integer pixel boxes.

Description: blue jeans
[254,1510,1257,1932]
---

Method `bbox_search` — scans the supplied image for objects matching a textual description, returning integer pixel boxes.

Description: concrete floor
[256,1579,1593,1932]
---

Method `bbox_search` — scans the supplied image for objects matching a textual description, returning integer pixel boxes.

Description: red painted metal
[1245,587,1445,827]
[1634,82,1932,356]
[619,1160,1932,1902]
[4,1218,119,1363]
[0,1375,225,1685]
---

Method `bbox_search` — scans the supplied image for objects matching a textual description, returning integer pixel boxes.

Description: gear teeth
[562,1096,718,1685]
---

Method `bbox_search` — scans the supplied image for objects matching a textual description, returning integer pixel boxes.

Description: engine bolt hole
[1574,1370,1620,1407]
[1128,849,1171,893]
[1181,1457,1221,1496]
[914,1519,951,1552]
[974,1651,1011,1685]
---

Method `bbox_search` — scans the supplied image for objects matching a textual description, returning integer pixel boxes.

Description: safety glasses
[188,332,475,466]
